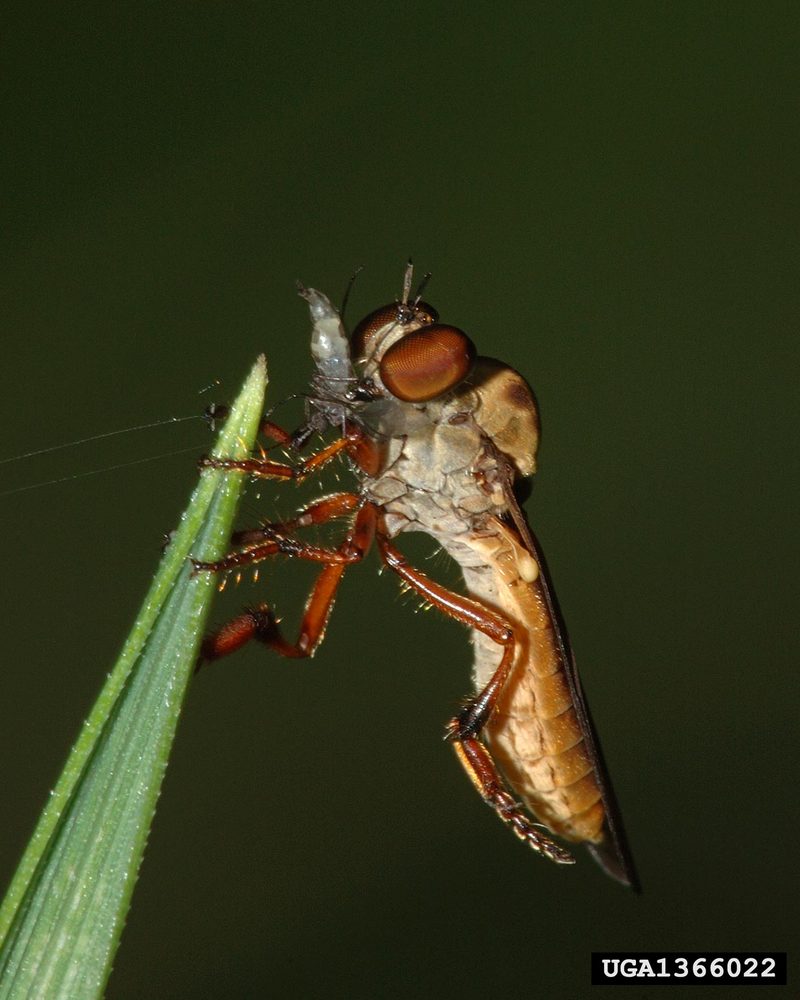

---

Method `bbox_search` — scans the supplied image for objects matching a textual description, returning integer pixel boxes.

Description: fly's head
[349,301,476,406]
[298,270,538,480]
[299,266,477,432]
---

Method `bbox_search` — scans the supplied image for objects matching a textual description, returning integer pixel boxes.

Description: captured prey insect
[193,265,638,888]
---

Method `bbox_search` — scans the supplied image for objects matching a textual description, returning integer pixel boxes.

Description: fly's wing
[500,464,640,891]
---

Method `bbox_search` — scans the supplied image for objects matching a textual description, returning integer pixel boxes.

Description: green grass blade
[0,356,267,1000]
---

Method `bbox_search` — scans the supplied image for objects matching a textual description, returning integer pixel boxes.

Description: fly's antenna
[401,259,414,307]
[397,260,431,322]
[412,270,432,306]
[397,259,417,323]
[340,264,365,322]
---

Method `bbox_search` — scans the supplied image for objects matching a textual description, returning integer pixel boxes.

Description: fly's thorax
[363,395,512,542]
[466,358,539,478]
[359,356,539,476]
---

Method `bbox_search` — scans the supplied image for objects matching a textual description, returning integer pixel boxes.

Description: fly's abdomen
[485,644,606,844]
[459,528,607,846]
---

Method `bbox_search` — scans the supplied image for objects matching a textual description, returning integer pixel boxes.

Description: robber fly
[194,264,638,889]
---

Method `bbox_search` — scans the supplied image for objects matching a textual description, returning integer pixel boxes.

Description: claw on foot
[492,788,575,864]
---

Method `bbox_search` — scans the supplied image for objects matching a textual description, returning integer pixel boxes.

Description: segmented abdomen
[452,525,606,844]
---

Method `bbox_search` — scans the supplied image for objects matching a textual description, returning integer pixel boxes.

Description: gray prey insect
[194,265,638,889]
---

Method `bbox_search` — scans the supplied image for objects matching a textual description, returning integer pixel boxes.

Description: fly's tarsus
[199,434,351,485]
[501,807,576,863]
[450,732,576,866]
[491,789,575,863]
[197,454,295,481]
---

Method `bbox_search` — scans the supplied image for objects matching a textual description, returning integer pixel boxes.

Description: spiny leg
[375,525,574,865]
[232,492,360,547]
[451,736,574,865]
[191,528,363,577]
[199,434,351,483]
[198,503,376,664]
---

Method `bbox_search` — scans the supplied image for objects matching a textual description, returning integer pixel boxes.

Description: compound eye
[379,324,476,402]
[351,301,440,360]
[350,304,398,360]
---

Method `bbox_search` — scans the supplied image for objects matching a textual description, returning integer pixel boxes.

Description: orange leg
[376,525,574,865]
[203,407,295,445]
[257,418,294,446]
[198,503,376,664]
[232,492,360,547]
[203,407,296,442]
[199,434,351,483]
[191,527,362,576]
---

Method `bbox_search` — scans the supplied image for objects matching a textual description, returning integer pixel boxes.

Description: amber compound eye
[351,301,439,361]
[379,324,476,402]
[350,304,398,360]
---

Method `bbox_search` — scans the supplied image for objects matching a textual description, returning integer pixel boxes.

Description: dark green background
[2,5,796,998]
